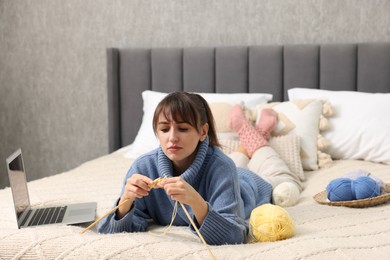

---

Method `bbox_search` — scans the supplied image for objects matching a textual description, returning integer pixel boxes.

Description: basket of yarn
[326,176,381,201]
[249,203,295,242]
[314,170,390,208]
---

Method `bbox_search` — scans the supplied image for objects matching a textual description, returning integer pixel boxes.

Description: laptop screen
[7,150,31,219]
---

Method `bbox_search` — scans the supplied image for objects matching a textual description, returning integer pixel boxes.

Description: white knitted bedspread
[1,152,390,259]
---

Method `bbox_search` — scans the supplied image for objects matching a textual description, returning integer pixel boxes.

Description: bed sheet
[1,151,390,259]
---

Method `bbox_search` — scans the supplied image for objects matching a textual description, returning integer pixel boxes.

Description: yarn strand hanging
[81,177,216,260]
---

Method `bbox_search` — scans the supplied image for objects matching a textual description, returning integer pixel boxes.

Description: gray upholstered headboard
[107,43,390,152]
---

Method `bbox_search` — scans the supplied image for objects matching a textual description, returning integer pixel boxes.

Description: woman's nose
[169,129,178,141]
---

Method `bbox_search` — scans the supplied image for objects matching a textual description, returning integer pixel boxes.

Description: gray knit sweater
[98,137,272,245]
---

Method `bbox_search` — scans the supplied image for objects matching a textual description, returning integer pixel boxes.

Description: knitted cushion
[219,134,305,182]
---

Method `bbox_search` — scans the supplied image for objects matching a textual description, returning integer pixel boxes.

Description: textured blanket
[1,152,390,259]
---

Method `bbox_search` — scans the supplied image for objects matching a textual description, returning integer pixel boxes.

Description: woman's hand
[116,174,153,220]
[160,177,208,225]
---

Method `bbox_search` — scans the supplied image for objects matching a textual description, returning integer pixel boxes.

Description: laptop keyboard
[25,206,67,226]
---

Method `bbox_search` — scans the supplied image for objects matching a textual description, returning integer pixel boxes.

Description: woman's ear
[200,123,209,141]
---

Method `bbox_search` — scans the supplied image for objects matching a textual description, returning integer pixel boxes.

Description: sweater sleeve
[98,159,152,234]
[97,199,149,234]
[190,202,247,245]
[189,155,248,245]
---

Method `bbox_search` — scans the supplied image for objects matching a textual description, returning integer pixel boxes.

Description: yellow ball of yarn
[249,203,295,242]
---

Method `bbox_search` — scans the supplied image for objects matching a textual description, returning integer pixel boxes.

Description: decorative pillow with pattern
[258,99,333,171]
[219,135,305,181]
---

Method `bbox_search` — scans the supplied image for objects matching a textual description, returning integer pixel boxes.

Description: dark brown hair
[152,91,221,147]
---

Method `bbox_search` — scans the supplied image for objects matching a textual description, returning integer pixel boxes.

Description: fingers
[160,177,191,202]
[160,176,181,185]
[159,177,183,193]
[123,174,153,200]
[123,176,193,204]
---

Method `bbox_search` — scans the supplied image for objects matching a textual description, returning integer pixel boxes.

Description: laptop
[6,148,97,229]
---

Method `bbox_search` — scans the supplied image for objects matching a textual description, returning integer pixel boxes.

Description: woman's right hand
[115,174,153,219]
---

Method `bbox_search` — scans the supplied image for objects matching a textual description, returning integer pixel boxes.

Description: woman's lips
[168,146,182,152]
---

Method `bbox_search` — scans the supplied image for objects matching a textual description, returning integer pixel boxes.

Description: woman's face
[156,112,208,174]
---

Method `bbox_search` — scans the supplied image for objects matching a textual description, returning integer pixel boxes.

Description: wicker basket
[313,183,390,208]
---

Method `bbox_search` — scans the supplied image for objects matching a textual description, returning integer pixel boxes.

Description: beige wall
[1,0,390,188]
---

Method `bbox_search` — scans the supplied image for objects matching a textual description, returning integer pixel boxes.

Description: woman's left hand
[159,177,197,205]
[159,177,208,224]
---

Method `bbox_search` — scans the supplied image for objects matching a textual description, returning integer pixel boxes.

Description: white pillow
[288,88,390,164]
[125,90,272,158]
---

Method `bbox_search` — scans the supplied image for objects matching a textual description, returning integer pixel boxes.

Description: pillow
[210,102,257,134]
[288,88,390,165]
[219,135,305,181]
[125,90,272,158]
[268,135,305,181]
[258,99,332,171]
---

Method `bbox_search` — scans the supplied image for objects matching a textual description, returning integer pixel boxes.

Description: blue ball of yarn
[353,176,381,200]
[326,178,354,201]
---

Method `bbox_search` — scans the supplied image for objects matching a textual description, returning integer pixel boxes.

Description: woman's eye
[179,128,189,132]
[160,128,169,133]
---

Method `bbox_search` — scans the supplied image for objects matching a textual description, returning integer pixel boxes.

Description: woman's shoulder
[204,146,240,186]
[207,146,236,170]
[131,148,159,170]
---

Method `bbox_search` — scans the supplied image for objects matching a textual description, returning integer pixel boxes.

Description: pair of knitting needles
[81,176,216,260]
[80,176,167,234]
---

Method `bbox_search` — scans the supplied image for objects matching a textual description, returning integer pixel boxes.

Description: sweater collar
[157,136,210,185]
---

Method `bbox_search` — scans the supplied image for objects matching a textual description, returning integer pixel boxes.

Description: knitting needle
[81,176,167,234]
[80,198,131,234]
[179,202,216,260]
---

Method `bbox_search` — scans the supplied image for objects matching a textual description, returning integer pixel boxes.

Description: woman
[98,92,273,245]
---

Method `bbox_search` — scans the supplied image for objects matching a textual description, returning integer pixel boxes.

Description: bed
[1,42,390,259]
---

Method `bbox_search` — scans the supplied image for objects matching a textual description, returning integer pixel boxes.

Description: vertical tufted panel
[249,45,283,101]
[183,47,215,93]
[284,45,320,100]
[215,47,248,93]
[320,44,357,91]
[119,48,151,147]
[151,48,183,93]
[357,43,390,93]
[106,48,121,152]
